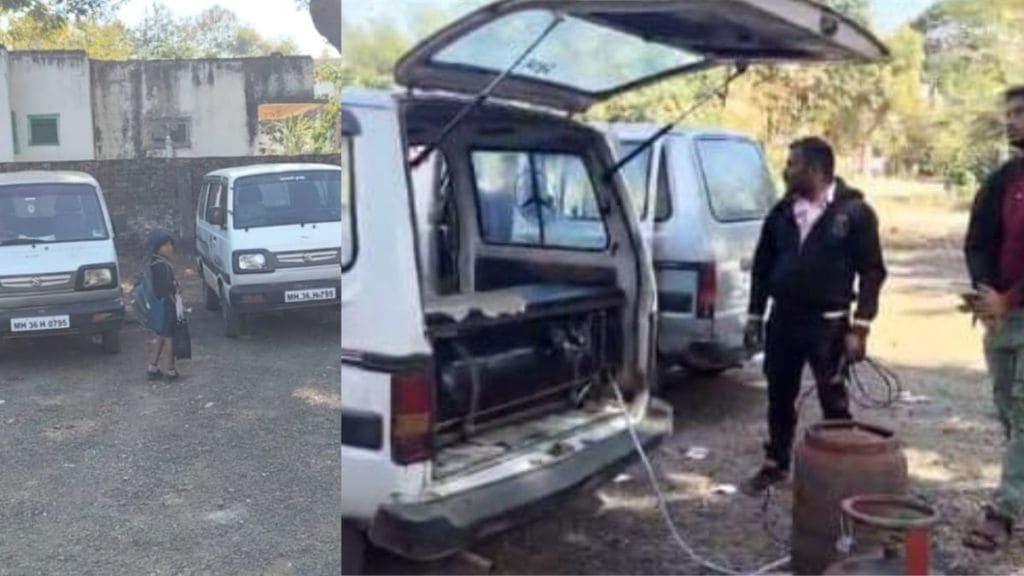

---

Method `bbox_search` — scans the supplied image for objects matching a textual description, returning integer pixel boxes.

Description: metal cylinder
[791,421,909,575]
[827,495,941,576]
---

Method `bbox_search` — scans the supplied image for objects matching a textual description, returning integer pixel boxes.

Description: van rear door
[395,0,888,112]
[690,135,777,322]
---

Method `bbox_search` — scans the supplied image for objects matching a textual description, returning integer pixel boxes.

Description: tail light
[391,371,434,465]
[696,262,717,319]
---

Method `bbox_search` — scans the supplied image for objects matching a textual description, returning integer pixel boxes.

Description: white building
[0,47,316,162]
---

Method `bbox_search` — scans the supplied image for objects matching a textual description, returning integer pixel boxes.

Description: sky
[118,0,339,57]
[344,0,938,35]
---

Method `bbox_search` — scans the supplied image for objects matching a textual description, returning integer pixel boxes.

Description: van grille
[274,249,340,268]
[0,272,75,294]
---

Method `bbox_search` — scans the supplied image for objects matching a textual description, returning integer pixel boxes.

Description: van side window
[654,148,672,222]
[205,182,223,220]
[471,150,608,251]
[197,183,210,221]
[617,143,651,218]
[342,137,356,270]
[695,138,776,222]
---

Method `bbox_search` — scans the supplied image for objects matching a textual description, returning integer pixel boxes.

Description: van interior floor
[432,403,622,480]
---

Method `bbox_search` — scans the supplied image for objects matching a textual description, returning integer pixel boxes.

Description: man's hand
[845,326,868,363]
[744,318,765,353]
[977,285,1010,323]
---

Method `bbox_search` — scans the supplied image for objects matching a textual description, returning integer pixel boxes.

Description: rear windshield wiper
[604,62,749,182]
[409,13,565,169]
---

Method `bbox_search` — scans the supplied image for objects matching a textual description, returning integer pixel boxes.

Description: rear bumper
[367,398,673,561]
[0,296,125,339]
[657,312,750,368]
[227,279,341,313]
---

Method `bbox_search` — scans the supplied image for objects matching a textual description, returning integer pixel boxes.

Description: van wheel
[205,283,221,312]
[342,521,367,575]
[101,330,121,354]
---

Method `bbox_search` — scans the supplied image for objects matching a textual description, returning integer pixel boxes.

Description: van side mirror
[111,214,128,236]
[208,207,227,228]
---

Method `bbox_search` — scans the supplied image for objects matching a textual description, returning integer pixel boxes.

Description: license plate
[284,288,337,303]
[11,315,71,333]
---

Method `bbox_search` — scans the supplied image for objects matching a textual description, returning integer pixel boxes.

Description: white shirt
[794,181,836,244]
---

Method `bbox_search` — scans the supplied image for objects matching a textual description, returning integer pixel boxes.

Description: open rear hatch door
[395,0,888,112]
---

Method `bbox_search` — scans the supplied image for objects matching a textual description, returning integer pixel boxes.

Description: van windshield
[233,170,342,229]
[0,183,109,246]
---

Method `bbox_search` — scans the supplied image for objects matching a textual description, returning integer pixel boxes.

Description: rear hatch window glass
[695,139,776,222]
[433,10,701,96]
[0,183,108,245]
[233,170,341,229]
[471,151,607,250]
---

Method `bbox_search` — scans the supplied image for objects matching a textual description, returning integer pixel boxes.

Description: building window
[28,114,60,147]
[10,112,19,154]
[147,117,192,150]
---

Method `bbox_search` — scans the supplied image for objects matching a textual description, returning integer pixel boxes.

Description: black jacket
[748,179,887,322]
[965,157,1024,299]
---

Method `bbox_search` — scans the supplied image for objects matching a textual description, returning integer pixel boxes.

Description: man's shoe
[740,465,788,496]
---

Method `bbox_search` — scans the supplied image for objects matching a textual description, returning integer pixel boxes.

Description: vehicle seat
[54,195,90,240]
[291,182,322,212]
[235,187,264,223]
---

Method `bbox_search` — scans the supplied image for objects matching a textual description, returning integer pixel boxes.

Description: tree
[912,0,1024,183]
[131,2,299,60]
[0,0,121,22]
[1,12,133,59]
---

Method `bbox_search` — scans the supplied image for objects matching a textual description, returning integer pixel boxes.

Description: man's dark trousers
[763,306,852,469]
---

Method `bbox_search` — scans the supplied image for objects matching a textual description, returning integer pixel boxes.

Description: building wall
[6,51,95,162]
[0,154,339,257]
[92,56,315,160]
[0,50,13,162]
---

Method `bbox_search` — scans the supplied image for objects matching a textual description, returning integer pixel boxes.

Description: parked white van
[608,124,779,374]
[0,171,125,352]
[340,1,886,572]
[195,164,342,337]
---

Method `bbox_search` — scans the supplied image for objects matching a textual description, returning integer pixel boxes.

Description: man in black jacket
[962,86,1024,552]
[740,137,887,495]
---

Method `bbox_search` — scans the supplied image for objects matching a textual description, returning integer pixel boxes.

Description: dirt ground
[368,195,1024,575]
[0,263,341,576]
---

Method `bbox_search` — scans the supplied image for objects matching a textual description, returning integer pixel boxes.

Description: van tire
[101,330,121,354]
[341,521,366,575]
[205,283,221,312]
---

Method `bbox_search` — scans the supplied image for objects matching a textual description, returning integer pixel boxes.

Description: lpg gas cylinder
[791,421,908,574]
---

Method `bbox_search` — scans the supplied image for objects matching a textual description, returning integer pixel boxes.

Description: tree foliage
[131,2,298,60]
[1,12,133,58]
[0,0,121,22]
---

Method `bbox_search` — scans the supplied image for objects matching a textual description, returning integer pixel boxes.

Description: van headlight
[78,266,116,290]
[234,251,273,273]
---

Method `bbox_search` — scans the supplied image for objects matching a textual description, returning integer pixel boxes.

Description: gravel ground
[367,200,1024,575]
[0,264,341,576]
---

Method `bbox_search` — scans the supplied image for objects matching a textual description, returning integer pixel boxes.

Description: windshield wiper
[409,13,565,169]
[0,237,50,246]
[604,62,749,182]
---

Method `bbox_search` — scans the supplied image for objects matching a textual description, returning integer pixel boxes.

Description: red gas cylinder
[825,495,941,575]
[791,421,908,575]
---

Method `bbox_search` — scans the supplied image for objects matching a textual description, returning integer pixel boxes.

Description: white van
[608,125,779,375]
[340,1,885,572]
[0,171,125,352]
[195,164,342,337]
